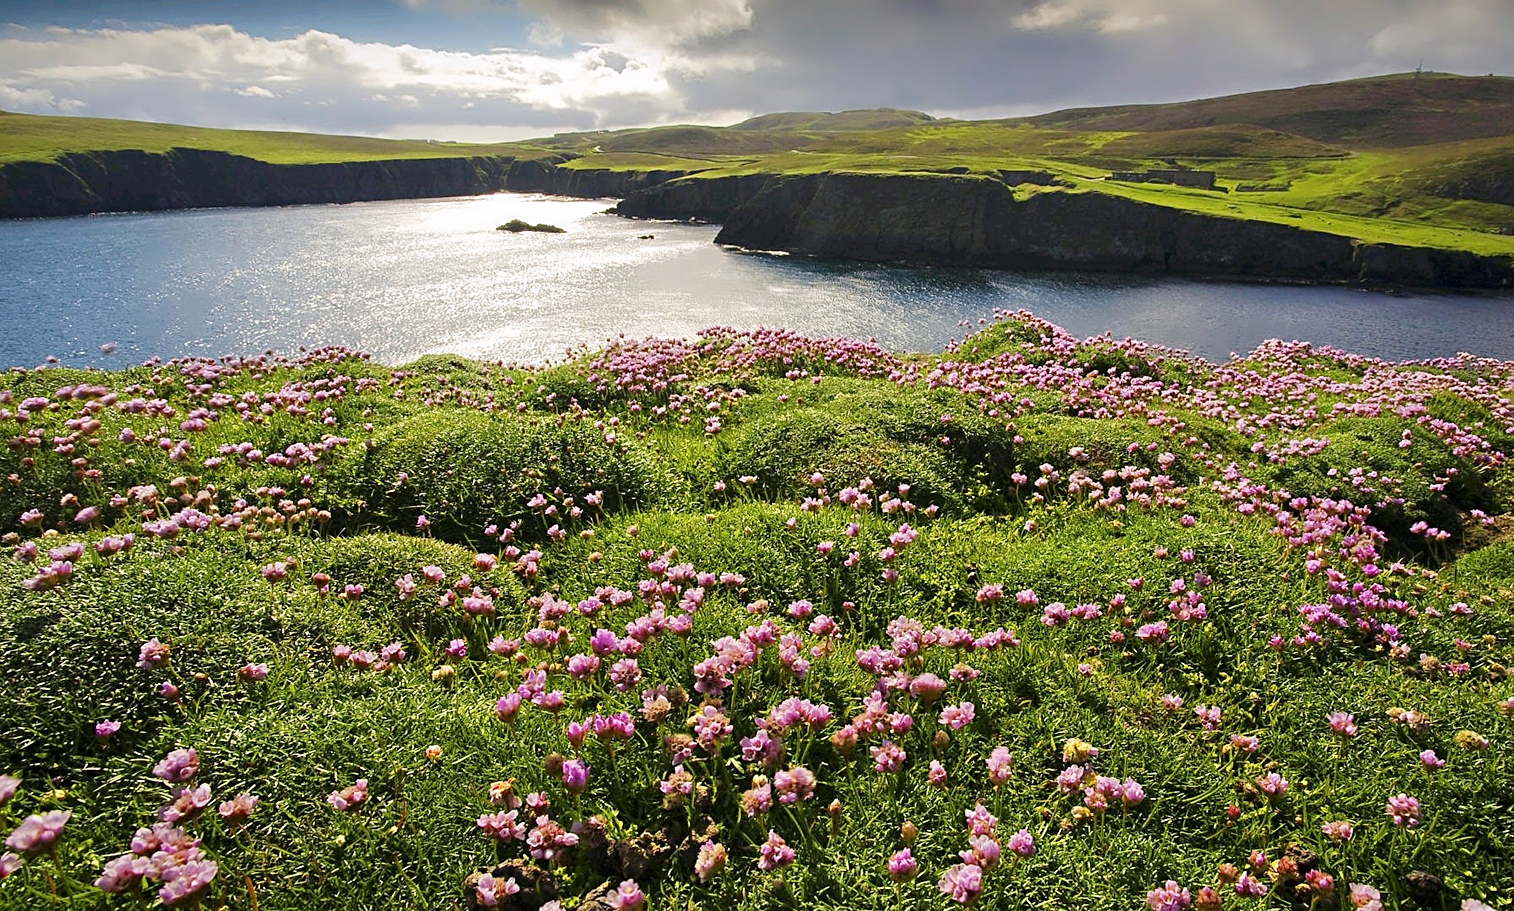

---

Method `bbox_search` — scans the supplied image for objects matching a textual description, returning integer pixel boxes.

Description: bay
[2,192,1512,368]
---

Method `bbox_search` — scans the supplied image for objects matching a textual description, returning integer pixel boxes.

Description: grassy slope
[0,111,542,165]
[0,316,1511,910]
[6,74,1514,256]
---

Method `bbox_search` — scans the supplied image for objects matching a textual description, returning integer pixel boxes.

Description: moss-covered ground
[0,313,1512,910]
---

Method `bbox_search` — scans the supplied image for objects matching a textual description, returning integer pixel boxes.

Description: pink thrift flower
[986,747,1013,786]
[939,863,983,905]
[4,811,69,855]
[137,638,171,670]
[1007,829,1035,857]
[152,748,199,783]
[608,879,645,910]
[1148,880,1192,911]
[939,702,975,730]
[1327,712,1358,737]
[327,779,369,812]
[888,848,918,882]
[1386,793,1421,828]
[871,741,906,773]
[694,840,726,882]
[757,830,795,871]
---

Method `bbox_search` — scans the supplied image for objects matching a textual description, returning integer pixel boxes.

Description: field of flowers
[0,310,1511,910]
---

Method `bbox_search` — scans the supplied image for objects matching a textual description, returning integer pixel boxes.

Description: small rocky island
[497,219,565,233]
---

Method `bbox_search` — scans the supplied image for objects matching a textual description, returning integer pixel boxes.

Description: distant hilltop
[3,73,1513,287]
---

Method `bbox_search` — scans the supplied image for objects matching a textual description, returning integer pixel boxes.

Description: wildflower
[1420,750,1445,769]
[1327,712,1357,737]
[773,766,816,804]
[1254,772,1288,799]
[964,803,998,838]
[928,760,949,787]
[217,793,258,823]
[741,777,773,816]
[608,879,645,910]
[987,747,1013,786]
[159,784,213,823]
[1194,886,1222,910]
[0,853,21,879]
[940,702,975,730]
[694,840,727,882]
[158,855,218,906]
[153,748,199,783]
[327,779,369,811]
[137,638,171,670]
[1321,820,1354,840]
[0,776,18,807]
[1386,793,1421,828]
[1195,705,1222,731]
[525,815,578,863]
[909,673,948,704]
[757,830,794,871]
[474,873,521,907]
[1007,829,1035,857]
[95,720,121,740]
[1234,873,1268,898]
[960,834,1000,870]
[425,745,443,761]
[1148,881,1192,911]
[889,848,918,882]
[871,741,907,773]
[237,663,269,682]
[5,811,69,854]
[1348,884,1383,911]
[477,810,525,842]
[939,863,983,905]
[561,760,590,794]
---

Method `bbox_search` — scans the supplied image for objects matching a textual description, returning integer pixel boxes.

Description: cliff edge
[706,172,1514,289]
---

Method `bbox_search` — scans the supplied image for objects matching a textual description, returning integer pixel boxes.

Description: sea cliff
[0,148,688,219]
[686,172,1514,289]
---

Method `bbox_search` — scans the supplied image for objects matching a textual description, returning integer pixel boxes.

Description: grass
[0,111,543,165]
[0,312,1511,910]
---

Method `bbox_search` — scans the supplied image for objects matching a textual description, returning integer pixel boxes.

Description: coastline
[2,147,1511,290]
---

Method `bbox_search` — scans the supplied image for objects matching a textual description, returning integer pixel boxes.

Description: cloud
[0,2,1510,141]
[0,22,754,138]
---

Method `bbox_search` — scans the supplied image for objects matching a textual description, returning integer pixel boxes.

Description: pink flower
[773,766,816,804]
[939,862,983,905]
[1148,881,1192,911]
[757,831,794,871]
[1327,712,1357,737]
[474,873,521,907]
[137,638,171,670]
[1419,750,1445,769]
[152,748,199,783]
[1349,884,1383,911]
[608,879,645,910]
[871,740,906,773]
[561,759,590,794]
[888,848,918,882]
[237,663,269,682]
[694,840,726,882]
[928,760,949,787]
[1386,793,1421,828]
[0,775,19,807]
[1321,820,1354,841]
[939,702,975,730]
[986,747,1013,786]
[217,793,258,823]
[1007,829,1036,857]
[327,779,369,811]
[4,811,69,854]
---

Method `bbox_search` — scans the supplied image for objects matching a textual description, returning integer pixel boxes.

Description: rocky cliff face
[710,172,1514,289]
[0,149,689,219]
[614,174,778,222]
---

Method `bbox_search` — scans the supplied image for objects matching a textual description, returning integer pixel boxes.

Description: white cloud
[0,82,84,114]
[0,22,740,136]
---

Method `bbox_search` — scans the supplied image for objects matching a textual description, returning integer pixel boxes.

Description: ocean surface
[3,192,1513,369]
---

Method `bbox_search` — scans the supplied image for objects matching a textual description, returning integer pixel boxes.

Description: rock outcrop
[709,172,1514,289]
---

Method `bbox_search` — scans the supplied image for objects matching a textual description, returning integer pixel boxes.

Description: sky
[2,0,1513,142]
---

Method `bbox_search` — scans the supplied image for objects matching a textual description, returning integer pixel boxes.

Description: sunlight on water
[2,192,1513,368]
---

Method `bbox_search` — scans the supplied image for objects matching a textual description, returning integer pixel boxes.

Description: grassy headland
[6,73,1514,260]
[0,313,1511,909]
